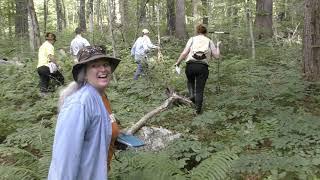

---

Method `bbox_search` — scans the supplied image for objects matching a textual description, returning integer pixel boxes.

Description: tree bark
[15,0,28,38]
[95,0,103,31]
[166,0,175,35]
[119,0,128,45]
[119,0,129,29]
[107,0,118,82]
[27,0,41,52]
[201,0,208,26]
[246,1,256,59]
[88,0,94,37]
[254,0,273,39]
[44,0,48,34]
[303,0,320,81]
[9,1,14,38]
[61,0,67,28]
[135,0,150,39]
[0,4,2,38]
[56,0,63,32]
[156,0,163,61]
[139,0,148,28]
[175,0,187,39]
[79,0,86,31]
[192,0,201,32]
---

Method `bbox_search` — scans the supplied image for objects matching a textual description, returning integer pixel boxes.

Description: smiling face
[86,58,112,94]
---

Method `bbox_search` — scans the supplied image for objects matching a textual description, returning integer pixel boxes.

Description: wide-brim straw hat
[72,46,121,81]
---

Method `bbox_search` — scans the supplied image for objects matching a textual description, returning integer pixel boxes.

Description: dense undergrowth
[1,35,320,180]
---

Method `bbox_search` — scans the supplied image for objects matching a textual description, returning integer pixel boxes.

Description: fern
[4,124,54,154]
[37,156,51,179]
[0,166,40,180]
[110,151,185,180]
[0,146,38,167]
[190,150,238,180]
[0,147,40,179]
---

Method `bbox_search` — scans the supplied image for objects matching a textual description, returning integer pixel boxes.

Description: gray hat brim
[72,54,121,81]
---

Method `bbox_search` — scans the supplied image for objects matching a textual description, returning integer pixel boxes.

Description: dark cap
[75,27,83,34]
[45,32,56,41]
[72,46,121,81]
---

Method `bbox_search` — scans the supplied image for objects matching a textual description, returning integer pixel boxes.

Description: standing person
[48,46,121,180]
[37,32,64,96]
[174,24,221,114]
[70,27,90,62]
[131,29,159,80]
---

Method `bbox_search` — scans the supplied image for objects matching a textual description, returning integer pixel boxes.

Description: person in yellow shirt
[37,32,64,95]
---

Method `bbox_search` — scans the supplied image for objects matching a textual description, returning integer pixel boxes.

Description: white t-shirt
[70,35,90,56]
[183,35,217,64]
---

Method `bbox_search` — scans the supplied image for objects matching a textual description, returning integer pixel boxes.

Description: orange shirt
[101,95,120,169]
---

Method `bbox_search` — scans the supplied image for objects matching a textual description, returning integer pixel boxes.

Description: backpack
[190,37,210,60]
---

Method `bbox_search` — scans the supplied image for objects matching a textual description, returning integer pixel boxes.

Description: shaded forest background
[1,0,320,179]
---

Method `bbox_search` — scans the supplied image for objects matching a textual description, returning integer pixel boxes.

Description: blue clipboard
[116,132,145,147]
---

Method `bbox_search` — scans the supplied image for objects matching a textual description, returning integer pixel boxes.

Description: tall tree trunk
[96,0,102,30]
[201,0,208,26]
[107,0,118,82]
[135,0,150,39]
[119,0,128,44]
[0,4,3,38]
[111,0,116,23]
[79,0,86,31]
[303,0,320,81]
[192,0,201,32]
[56,0,63,32]
[27,0,41,52]
[61,0,67,28]
[175,0,187,39]
[88,0,94,36]
[227,0,239,26]
[157,0,163,61]
[44,0,48,34]
[15,0,28,38]
[139,0,149,28]
[107,0,116,58]
[119,0,128,28]
[276,0,287,21]
[152,0,156,26]
[166,0,175,35]
[7,1,15,38]
[254,0,273,39]
[246,1,256,59]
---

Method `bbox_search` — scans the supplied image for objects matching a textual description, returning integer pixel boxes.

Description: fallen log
[125,88,192,135]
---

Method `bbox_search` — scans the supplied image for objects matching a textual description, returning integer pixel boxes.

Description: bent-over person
[37,32,64,96]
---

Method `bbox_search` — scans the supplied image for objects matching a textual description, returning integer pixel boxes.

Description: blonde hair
[58,68,86,111]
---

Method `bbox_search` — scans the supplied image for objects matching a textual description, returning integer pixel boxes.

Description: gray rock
[135,126,181,151]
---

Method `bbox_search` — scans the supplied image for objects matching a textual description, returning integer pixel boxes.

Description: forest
[1,0,320,179]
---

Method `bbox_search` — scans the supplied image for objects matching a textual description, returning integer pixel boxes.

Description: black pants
[185,63,209,114]
[37,66,64,92]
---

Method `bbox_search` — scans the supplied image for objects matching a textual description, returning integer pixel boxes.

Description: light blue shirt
[70,35,90,56]
[131,35,158,57]
[48,84,112,180]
